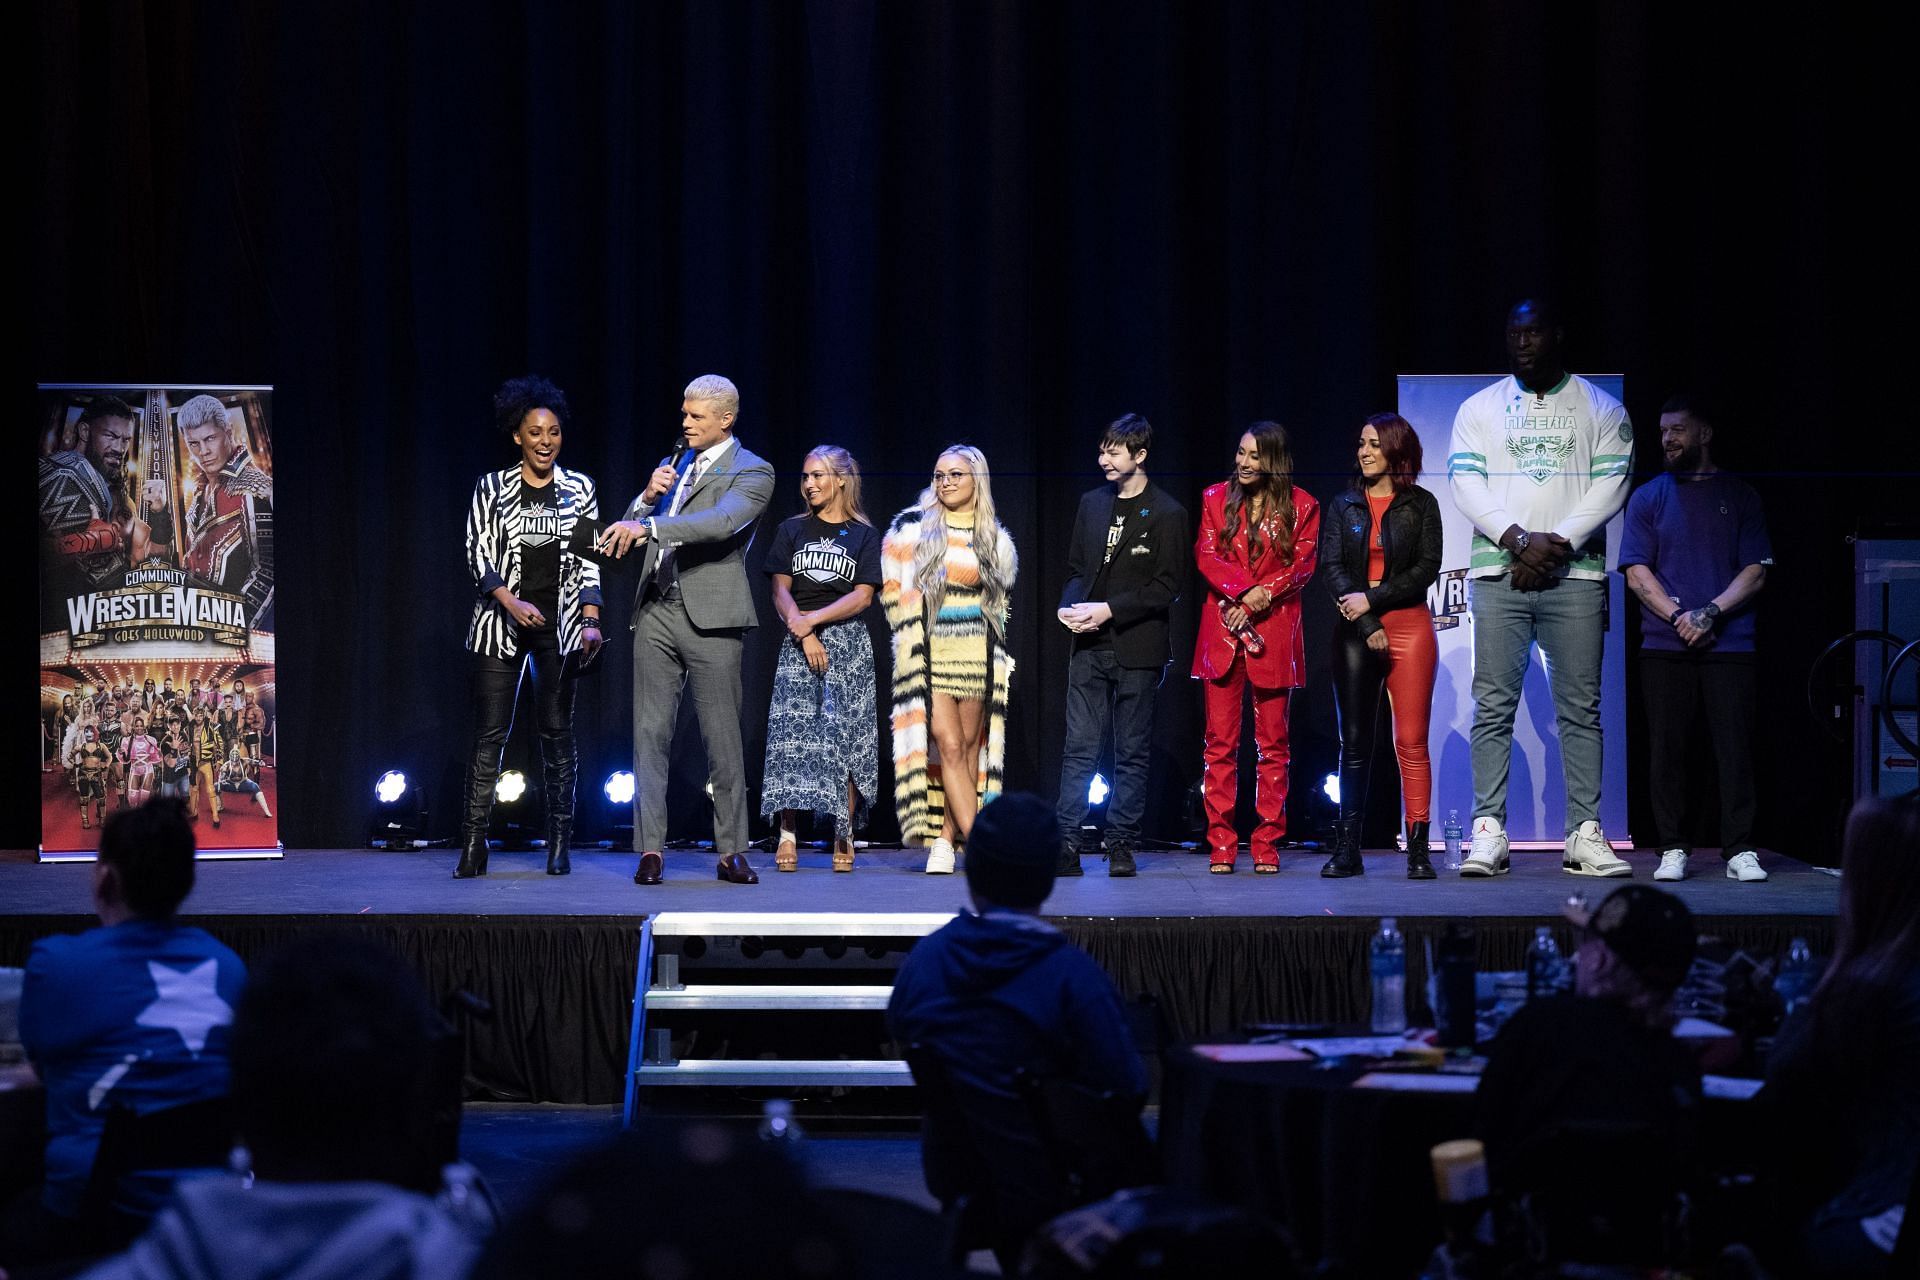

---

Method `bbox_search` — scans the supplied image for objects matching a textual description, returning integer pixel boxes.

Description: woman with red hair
[1192,422,1319,873]
[1318,412,1443,878]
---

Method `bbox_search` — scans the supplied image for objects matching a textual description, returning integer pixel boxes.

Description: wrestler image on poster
[36,394,170,611]
[176,393,275,629]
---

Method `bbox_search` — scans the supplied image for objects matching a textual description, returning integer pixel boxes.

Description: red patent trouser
[1201,658,1292,866]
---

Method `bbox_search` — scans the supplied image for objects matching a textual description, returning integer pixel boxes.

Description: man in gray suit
[598,374,775,884]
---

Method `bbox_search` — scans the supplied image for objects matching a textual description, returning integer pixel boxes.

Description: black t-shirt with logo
[1080,496,1130,651]
[763,515,882,613]
[516,479,562,621]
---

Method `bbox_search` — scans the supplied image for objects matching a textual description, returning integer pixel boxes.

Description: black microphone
[667,438,690,472]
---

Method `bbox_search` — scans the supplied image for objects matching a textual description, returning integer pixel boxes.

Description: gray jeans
[1469,576,1604,831]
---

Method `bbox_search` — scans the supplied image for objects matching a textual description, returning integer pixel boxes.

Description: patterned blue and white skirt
[760,620,878,839]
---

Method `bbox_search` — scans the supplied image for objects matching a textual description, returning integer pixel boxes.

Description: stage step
[645,983,894,1011]
[643,911,956,938]
[632,1058,916,1087]
[625,911,955,1122]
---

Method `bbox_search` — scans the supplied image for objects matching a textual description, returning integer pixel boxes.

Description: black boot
[453,833,489,879]
[1056,841,1084,877]
[541,712,579,878]
[1320,817,1364,878]
[1405,821,1436,880]
[546,816,573,876]
[455,745,498,880]
[1107,843,1137,878]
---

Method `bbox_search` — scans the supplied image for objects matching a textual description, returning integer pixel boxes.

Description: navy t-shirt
[21,919,248,1218]
[1617,472,1772,653]
[762,515,882,613]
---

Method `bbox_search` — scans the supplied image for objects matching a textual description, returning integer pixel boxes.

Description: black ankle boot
[1056,841,1084,877]
[1320,817,1364,878]
[546,818,573,876]
[1405,821,1436,879]
[453,833,489,879]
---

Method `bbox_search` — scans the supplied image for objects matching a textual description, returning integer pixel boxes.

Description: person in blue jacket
[1,798,246,1270]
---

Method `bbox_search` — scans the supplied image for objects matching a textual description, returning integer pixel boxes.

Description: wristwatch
[1511,530,1532,554]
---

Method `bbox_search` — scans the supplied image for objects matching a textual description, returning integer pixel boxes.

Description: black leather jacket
[1318,483,1443,637]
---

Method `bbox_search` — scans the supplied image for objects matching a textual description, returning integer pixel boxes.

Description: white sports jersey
[1447,373,1632,581]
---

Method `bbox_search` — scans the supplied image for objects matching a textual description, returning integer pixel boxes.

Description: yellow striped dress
[928,511,990,700]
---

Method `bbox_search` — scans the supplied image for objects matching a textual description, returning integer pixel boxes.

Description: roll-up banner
[37,385,280,860]
[1397,374,1631,848]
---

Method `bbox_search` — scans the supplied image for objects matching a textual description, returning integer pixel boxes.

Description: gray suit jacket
[624,438,775,631]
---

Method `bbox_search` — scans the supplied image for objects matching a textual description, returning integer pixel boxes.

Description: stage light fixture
[496,770,528,804]
[1087,772,1110,806]
[370,768,426,849]
[1321,771,1340,806]
[604,770,636,805]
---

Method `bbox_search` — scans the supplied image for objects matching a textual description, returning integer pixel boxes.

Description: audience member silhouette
[1761,795,1920,1278]
[79,936,481,1280]
[1,799,245,1272]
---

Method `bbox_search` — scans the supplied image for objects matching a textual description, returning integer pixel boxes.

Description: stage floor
[0,843,1842,919]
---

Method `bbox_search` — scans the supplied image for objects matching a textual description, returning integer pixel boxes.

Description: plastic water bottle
[1442,810,1464,873]
[1774,937,1818,1020]
[757,1098,804,1146]
[1526,926,1570,1001]
[1370,917,1407,1034]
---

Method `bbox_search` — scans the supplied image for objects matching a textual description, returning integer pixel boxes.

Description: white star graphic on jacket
[134,959,233,1054]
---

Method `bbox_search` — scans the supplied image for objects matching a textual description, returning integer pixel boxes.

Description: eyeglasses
[933,470,972,485]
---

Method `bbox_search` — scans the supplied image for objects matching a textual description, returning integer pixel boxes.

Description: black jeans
[465,625,578,839]
[1639,650,1757,855]
[1055,647,1164,849]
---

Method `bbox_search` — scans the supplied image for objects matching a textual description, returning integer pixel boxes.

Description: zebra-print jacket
[464,465,603,660]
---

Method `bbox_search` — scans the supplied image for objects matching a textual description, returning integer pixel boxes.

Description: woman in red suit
[1193,422,1320,873]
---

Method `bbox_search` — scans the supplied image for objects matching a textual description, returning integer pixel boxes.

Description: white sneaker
[924,837,956,875]
[1725,851,1769,882]
[1654,848,1689,882]
[1461,817,1510,876]
[1563,821,1631,877]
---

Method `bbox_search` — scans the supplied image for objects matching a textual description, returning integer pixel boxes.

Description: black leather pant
[1332,621,1387,822]
[464,625,578,839]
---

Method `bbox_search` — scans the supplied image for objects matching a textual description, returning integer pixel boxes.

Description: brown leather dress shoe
[633,851,664,885]
[715,852,759,885]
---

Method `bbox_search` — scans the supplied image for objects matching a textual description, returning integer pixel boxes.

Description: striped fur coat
[880,506,1016,845]
[464,465,604,659]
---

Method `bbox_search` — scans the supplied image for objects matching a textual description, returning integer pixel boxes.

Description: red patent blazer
[1191,481,1320,688]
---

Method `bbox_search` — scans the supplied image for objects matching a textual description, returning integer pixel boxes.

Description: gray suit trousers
[632,592,749,854]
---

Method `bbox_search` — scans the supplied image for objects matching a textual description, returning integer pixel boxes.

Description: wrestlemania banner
[37,386,280,859]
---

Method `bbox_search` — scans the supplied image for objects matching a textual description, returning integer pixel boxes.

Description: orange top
[1366,491,1392,583]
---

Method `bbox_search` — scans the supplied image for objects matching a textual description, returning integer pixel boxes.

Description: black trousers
[1639,650,1757,855]
[465,625,578,838]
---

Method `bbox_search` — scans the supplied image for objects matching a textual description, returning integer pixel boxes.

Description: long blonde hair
[799,445,871,525]
[913,444,1011,634]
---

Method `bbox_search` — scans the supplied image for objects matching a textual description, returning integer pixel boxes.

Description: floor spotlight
[1321,771,1341,807]
[604,770,636,805]
[1087,772,1110,806]
[495,770,528,804]
[370,769,424,849]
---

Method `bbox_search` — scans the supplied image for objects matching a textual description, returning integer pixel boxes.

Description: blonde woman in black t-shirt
[762,446,883,872]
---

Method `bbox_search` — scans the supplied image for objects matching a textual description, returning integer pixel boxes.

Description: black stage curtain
[19,1,1899,858]
[0,911,1837,1105]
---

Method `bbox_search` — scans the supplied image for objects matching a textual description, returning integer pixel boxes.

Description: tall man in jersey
[1448,299,1632,878]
